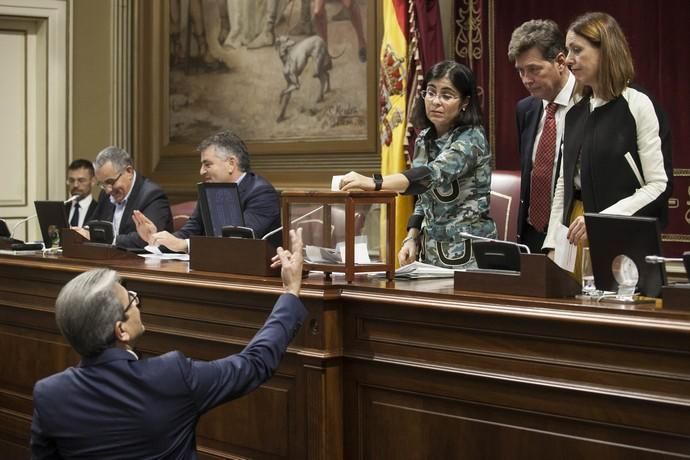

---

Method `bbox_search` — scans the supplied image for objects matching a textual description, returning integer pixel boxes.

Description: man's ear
[114,321,130,343]
[555,52,567,69]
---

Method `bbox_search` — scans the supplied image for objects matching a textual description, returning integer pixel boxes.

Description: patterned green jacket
[404,125,497,268]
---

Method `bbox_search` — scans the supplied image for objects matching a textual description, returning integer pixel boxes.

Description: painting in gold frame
[137,0,377,162]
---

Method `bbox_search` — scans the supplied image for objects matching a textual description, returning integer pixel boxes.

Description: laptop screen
[585,213,666,297]
[197,182,245,237]
[34,201,69,247]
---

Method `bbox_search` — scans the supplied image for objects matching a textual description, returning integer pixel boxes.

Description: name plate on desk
[662,284,690,311]
[454,253,580,298]
[189,236,279,277]
[61,229,139,260]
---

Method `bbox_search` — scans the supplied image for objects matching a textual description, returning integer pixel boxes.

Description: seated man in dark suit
[74,146,173,248]
[508,20,576,252]
[65,159,98,227]
[31,229,307,459]
[133,130,281,251]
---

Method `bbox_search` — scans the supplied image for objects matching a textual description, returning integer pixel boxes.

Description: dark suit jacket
[176,172,282,247]
[515,96,562,251]
[64,198,97,226]
[91,174,173,248]
[30,293,307,459]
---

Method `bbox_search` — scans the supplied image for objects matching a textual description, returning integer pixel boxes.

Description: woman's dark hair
[412,60,484,134]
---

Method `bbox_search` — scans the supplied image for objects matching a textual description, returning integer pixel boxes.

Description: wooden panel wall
[1,255,689,459]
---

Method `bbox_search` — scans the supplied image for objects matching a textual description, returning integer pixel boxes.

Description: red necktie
[529,102,558,232]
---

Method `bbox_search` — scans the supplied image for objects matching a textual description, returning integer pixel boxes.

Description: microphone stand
[458,231,531,254]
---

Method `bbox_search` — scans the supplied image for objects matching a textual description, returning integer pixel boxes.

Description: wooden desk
[0,253,689,459]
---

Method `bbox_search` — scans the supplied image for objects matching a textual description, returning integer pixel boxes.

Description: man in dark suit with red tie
[30,229,307,459]
[65,159,98,228]
[132,130,282,251]
[508,19,576,252]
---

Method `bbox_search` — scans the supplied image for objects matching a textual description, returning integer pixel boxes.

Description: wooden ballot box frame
[281,191,396,283]
[190,236,279,277]
[454,253,581,298]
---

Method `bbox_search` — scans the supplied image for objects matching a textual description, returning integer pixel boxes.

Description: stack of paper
[394,261,455,278]
[369,261,455,279]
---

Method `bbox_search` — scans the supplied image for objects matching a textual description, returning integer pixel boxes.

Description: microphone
[261,205,326,242]
[645,255,682,264]
[459,231,531,254]
[10,215,37,240]
[64,194,80,204]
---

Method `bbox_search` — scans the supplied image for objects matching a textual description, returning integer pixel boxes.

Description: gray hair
[55,268,125,357]
[508,19,565,63]
[196,130,250,172]
[93,146,133,173]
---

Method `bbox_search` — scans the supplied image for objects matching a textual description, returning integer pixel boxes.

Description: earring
[461,106,467,112]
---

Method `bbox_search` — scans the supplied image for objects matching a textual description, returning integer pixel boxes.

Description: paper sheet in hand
[331,175,344,191]
[553,224,577,272]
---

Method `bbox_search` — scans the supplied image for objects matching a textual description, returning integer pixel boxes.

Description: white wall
[0,0,67,241]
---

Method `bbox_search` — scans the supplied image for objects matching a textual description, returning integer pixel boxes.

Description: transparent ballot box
[281,191,396,282]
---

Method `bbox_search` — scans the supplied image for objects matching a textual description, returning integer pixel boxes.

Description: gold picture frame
[135,0,379,196]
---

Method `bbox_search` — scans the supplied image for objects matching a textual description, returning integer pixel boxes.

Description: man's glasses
[420,89,460,104]
[97,172,123,190]
[124,290,141,313]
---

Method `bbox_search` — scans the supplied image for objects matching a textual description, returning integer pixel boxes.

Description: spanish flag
[379,0,414,264]
[380,1,444,265]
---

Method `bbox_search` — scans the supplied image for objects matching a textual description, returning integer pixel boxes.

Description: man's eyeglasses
[421,89,460,104]
[124,290,141,313]
[97,172,123,190]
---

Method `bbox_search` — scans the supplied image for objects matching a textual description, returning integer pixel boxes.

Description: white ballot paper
[331,175,343,191]
[553,223,577,272]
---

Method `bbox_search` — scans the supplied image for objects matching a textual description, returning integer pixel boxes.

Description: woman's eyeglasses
[420,89,460,104]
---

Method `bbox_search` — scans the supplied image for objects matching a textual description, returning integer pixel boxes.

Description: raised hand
[133,210,157,244]
[271,228,304,296]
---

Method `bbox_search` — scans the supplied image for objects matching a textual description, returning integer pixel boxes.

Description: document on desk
[553,223,577,272]
[370,261,455,279]
[139,245,190,261]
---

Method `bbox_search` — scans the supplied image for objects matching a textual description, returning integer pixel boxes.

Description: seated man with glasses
[31,229,308,459]
[74,146,173,248]
[65,159,98,228]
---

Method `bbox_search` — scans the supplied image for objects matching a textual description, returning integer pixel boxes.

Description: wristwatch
[372,173,383,191]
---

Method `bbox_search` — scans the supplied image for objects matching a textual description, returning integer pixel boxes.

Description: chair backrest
[171,200,197,232]
[490,170,521,242]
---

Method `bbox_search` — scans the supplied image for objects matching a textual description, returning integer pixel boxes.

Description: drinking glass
[581,247,597,296]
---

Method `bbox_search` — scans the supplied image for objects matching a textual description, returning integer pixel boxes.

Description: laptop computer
[585,213,666,297]
[34,201,69,248]
[197,182,246,237]
[0,219,10,238]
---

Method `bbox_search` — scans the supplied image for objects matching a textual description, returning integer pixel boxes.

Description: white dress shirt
[68,194,93,228]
